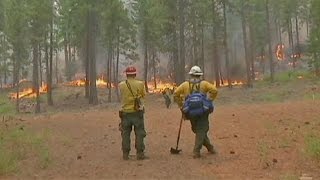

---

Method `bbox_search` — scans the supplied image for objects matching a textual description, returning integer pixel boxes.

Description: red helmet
[124,66,137,75]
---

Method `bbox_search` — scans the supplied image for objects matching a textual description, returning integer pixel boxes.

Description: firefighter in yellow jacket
[119,66,147,160]
[174,65,218,158]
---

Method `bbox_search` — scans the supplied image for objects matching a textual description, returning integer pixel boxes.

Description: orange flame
[276,44,285,61]
[147,80,176,93]
[65,78,114,88]
[220,80,244,87]
[9,82,48,99]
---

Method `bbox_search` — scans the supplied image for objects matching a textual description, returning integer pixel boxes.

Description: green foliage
[100,0,137,60]
[279,174,299,180]
[262,70,313,83]
[0,127,51,175]
[0,93,15,115]
[257,140,270,165]
[305,134,320,160]
[308,0,320,73]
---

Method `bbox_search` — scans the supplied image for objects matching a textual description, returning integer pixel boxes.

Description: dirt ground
[2,81,320,180]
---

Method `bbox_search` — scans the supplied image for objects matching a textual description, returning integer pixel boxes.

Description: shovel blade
[170,147,182,154]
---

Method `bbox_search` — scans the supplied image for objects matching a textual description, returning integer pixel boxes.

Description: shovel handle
[175,114,184,149]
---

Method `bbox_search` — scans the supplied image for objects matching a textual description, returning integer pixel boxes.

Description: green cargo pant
[189,114,214,154]
[120,111,146,154]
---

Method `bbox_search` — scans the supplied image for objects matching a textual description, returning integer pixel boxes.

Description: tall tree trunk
[68,43,72,64]
[266,0,274,82]
[248,22,256,80]
[107,46,112,102]
[32,41,40,113]
[152,50,157,89]
[172,27,179,84]
[178,0,186,84]
[55,49,59,84]
[47,12,54,106]
[115,26,120,102]
[200,20,205,75]
[39,44,43,85]
[191,4,198,66]
[88,6,98,105]
[223,1,232,88]
[85,11,90,98]
[143,38,149,93]
[45,34,50,103]
[261,47,266,74]
[212,0,221,87]
[315,53,320,76]
[288,18,295,68]
[295,15,300,58]
[3,57,7,84]
[241,14,252,87]
[64,33,70,81]
[13,51,20,112]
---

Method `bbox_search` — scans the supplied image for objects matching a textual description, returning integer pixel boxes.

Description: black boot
[207,145,217,155]
[123,152,129,160]
[137,152,149,160]
[193,152,201,159]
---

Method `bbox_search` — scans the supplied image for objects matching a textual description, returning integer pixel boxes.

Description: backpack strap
[125,80,136,97]
[189,80,202,94]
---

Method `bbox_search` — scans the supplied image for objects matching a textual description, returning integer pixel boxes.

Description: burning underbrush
[7,81,48,100]
[64,78,113,88]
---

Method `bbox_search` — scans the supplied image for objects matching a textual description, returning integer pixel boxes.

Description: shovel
[170,114,184,154]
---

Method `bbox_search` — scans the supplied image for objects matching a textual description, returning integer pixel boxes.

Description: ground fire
[8,82,48,99]
[147,81,176,93]
[276,44,285,60]
[65,78,113,88]
[219,80,244,87]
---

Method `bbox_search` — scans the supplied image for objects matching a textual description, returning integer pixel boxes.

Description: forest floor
[1,72,320,180]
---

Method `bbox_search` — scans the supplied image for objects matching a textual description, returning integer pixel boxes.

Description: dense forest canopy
[0,0,319,110]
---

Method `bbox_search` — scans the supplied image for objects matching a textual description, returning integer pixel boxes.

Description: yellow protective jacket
[119,77,146,113]
[174,79,218,108]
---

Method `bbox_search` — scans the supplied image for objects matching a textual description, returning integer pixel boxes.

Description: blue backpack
[182,81,214,118]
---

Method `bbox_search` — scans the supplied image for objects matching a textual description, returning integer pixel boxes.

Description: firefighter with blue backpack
[174,65,218,158]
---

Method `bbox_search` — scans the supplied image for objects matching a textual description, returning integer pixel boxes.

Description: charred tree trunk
[223,1,231,88]
[266,0,274,81]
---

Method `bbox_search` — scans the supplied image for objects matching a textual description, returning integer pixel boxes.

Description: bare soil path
[4,95,320,180]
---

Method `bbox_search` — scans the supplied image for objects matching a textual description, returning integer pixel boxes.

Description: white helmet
[188,66,203,76]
